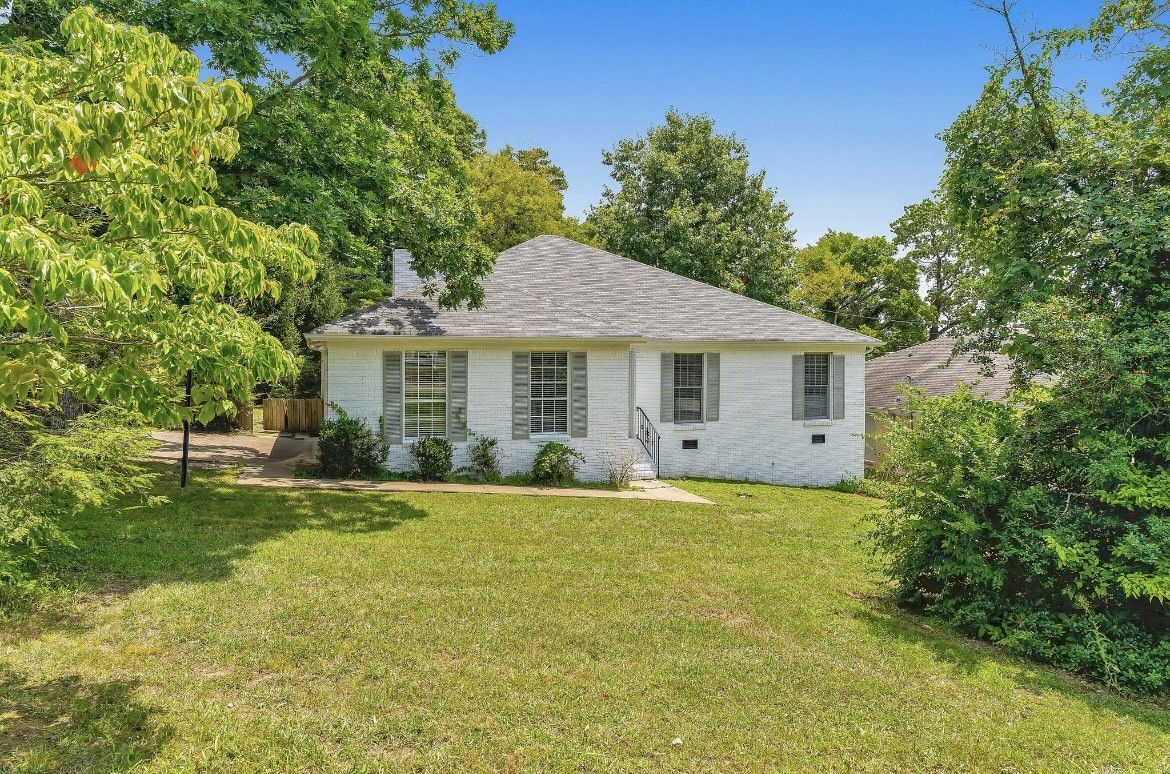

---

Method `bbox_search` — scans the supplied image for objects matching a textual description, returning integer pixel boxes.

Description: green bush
[867,387,1170,693]
[532,442,584,486]
[0,407,156,586]
[466,434,500,482]
[828,476,896,500]
[316,405,387,478]
[410,437,453,481]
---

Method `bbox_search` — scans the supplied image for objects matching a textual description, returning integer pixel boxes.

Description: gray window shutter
[832,354,846,420]
[512,351,530,440]
[660,352,674,424]
[570,351,588,438]
[705,352,720,422]
[791,354,805,421]
[321,350,329,404]
[448,351,468,441]
[383,351,403,444]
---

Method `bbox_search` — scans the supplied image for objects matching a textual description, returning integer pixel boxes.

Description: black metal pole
[181,368,192,488]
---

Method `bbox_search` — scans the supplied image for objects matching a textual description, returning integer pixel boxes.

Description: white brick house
[306,236,877,485]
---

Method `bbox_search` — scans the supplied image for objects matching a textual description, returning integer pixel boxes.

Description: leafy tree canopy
[509,146,568,192]
[471,148,572,253]
[0,8,317,582]
[870,0,1170,692]
[0,7,316,422]
[793,231,929,353]
[890,196,975,340]
[470,147,598,252]
[5,0,515,397]
[3,0,513,83]
[588,109,797,306]
[220,57,495,313]
[4,0,514,311]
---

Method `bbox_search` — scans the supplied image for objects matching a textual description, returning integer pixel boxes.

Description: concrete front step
[630,464,658,480]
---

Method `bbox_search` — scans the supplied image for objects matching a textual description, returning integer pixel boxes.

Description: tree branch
[976,0,1060,152]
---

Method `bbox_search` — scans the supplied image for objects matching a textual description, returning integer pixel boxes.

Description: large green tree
[0,9,315,579]
[890,196,975,340]
[511,147,568,192]
[219,56,498,312]
[470,146,597,252]
[5,0,514,395]
[588,110,797,306]
[793,231,929,353]
[870,0,1170,692]
[220,56,496,393]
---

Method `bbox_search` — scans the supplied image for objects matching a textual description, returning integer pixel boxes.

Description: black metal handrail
[635,407,661,478]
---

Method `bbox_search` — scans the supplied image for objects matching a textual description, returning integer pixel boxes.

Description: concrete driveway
[150,430,317,475]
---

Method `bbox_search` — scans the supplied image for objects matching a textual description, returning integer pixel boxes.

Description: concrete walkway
[151,430,712,504]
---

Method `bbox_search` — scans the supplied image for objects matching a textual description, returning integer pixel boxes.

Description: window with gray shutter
[382,351,403,444]
[447,351,468,441]
[803,353,830,420]
[404,350,447,440]
[831,354,845,420]
[512,352,530,439]
[321,350,329,405]
[673,353,704,423]
[570,351,587,437]
[660,353,674,424]
[529,352,568,435]
[705,352,720,421]
[791,354,804,421]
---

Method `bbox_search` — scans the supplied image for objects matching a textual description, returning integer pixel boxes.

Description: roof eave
[637,337,877,347]
[304,332,648,346]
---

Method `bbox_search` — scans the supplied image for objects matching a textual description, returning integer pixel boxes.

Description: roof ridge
[866,337,960,364]
[309,234,880,343]
[509,235,878,340]
[503,269,638,336]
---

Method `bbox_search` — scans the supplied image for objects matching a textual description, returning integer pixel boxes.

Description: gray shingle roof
[309,235,878,344]
[865,337,1015,411]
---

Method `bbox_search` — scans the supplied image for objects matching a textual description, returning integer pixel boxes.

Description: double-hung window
[673,353,704,423]
[404,351,447,439]
[803,353,830,420]
[530,352,568,435]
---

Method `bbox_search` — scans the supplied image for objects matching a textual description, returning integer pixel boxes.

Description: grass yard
[2,469,1168,771]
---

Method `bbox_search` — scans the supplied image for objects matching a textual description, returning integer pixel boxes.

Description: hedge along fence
[263,398,324,433]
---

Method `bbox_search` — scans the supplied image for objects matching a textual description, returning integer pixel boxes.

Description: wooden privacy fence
[262,398,324,433]
[236,402,254,433]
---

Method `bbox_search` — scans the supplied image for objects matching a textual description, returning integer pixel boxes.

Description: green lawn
[2,469,1168,771]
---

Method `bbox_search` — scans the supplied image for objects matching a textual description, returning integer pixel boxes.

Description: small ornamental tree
[0,7,317,424]
[0,8,315,582]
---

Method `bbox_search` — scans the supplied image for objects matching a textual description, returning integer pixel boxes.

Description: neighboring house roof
[865,337,1015,412]
[308,235,877,344]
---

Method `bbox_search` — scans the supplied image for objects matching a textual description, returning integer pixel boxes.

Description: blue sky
[447,1,1125,245]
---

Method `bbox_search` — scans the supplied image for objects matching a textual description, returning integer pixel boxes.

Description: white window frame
[803,352,831,421]
[529,351,569,436]
[673,352,704,424]
[404,350,448,440]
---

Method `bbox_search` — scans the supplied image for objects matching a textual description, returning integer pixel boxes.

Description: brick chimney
[392,248,423,296]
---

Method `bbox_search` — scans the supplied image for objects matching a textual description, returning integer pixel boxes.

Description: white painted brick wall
[323,341,867,485]
[632,345,867,486]
[324,343,636,481]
